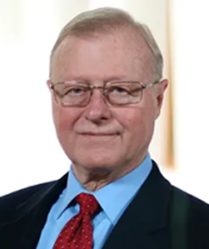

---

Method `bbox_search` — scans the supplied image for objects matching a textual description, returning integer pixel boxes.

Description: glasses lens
[53,83,91,106]
[106,82,143,105]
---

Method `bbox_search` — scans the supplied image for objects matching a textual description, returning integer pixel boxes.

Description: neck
[71,155,147,191]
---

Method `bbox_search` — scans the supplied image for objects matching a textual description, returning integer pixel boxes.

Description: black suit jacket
[0,162,209,249]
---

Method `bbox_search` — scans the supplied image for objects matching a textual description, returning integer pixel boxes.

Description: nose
[84,88,112,122]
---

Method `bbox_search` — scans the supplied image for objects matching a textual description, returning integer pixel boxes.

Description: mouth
[80,132,119,136]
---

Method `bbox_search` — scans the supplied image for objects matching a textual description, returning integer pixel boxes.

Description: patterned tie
[53,193,99,249]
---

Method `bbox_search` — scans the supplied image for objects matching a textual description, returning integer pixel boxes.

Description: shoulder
[171,185,209,214]
[170,185,209,246]
[0,181,54,219]
[152,161,209,216]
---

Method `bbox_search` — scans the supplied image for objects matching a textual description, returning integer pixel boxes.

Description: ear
[46,79,52,89]
[46,79,56,104]
[155,79,168,119]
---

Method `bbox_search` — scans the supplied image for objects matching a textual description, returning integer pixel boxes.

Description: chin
[72,153,119,172]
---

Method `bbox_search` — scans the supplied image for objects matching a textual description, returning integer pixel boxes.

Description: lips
[80,132,118,136]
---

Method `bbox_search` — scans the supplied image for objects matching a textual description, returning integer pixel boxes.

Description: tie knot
[76,193,99,216]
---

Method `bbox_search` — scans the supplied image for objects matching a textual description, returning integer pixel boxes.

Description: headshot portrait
[0,3,209,249]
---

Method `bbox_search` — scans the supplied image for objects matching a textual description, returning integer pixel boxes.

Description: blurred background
[0,0,209,203]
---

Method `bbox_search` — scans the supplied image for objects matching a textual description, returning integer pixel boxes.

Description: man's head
[48,7,168,180]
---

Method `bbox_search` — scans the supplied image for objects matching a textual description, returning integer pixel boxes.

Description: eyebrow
[63,76,128,83]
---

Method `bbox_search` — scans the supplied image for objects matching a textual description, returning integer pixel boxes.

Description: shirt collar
[55,154,152,225]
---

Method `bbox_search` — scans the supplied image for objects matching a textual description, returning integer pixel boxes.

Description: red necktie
[53,193,99,249]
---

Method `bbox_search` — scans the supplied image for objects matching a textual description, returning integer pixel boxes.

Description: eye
[64,87,86,96]
[110,86,130,95]
[114,87,127,92]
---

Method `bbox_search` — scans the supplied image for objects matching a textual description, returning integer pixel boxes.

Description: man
[0,7,209,249]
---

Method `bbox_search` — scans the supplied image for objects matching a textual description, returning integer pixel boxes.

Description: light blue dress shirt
[36,154,152,249]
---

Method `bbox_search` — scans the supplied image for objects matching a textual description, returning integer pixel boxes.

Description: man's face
[50,31,167,176]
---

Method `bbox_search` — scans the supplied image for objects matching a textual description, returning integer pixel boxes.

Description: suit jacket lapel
[5,173,68,249]
[103,162,172,249]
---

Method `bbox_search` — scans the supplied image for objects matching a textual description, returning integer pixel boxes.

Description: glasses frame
[49,80,160,107]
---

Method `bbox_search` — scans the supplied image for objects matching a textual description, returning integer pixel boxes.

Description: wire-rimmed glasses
[49,80,159,107]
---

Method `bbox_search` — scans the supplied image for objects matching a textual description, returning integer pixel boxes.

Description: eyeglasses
[49,80,159,107]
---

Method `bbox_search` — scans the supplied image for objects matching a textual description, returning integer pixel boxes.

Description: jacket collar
[103,162,172,249]
[14,173,68,249]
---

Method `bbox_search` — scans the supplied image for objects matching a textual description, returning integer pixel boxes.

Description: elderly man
[0,7,209,249]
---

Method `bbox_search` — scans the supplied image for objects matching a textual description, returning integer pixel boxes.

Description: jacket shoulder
[0,182,54,219]
[171,185,209,213]
[170,185,209,248]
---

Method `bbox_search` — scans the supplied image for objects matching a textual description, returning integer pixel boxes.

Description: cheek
[116,106,155,142]
[52,104,77,132]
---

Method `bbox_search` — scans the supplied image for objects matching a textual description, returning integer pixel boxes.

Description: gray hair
[50,7,163,81]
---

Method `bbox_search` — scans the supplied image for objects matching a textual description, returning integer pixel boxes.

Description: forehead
[50,30,153,83]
